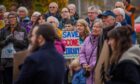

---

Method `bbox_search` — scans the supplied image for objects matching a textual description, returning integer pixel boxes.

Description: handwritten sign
[63,31,80,58]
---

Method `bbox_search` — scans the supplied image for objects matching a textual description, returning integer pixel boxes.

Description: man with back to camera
[14,23,65,84]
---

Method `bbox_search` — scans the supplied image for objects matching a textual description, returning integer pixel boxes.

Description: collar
[39,41,55,50]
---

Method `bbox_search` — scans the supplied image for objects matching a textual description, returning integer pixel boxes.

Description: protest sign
[62,31,80,59]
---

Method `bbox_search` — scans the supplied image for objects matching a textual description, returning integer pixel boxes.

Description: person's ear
[38,35,45,44]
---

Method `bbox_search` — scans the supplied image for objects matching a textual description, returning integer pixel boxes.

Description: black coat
[106,45,140,84]
[106,61,140,84]
[14,42,65,84]
[0,24,28,52]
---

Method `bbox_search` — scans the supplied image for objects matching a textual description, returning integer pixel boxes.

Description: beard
[28,39,40,53]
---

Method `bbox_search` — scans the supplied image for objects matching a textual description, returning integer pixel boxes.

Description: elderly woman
[26,11,41,33]
[76,19,90,44]
[47,16,65,55]
[17,6,30,29]
[0,12,28,84]
[79,19,103,84]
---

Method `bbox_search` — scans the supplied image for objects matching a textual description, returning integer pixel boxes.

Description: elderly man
[45,2,61,21]
[113,8,127,26]
[113,8,136,44]
[115,1,132,26]
[95,11,122,84]
[67,4,79,21]
[97,10,121,60]
[47,16,62,38]
[85,6,101,30]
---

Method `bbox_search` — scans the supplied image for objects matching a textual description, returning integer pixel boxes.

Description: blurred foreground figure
[14,23,65,84]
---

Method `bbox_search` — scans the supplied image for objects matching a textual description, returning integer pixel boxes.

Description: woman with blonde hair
[76,19,90,44]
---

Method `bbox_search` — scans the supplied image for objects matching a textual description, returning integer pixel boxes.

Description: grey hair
[17,6,28,15]
[47,16,59,27]
[49,2,58,8]
[4,12,9,17]
[32,11,41,17]
[88,5,101,14]
[68,4,76,10]
[113,8,125,19]
[94,19,104,28]
[0,5,6,12]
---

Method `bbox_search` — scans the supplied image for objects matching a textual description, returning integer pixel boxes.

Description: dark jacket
[120,20,136,44]
[106,45,140,84]
[120,20,128,26]
[0,24,28,68]
[85,17,94,31]
[0,24,28,52]
[14,42,65,84]
[125,14,132,26]
[72,12,79,21]
[45,11,61,21]
[97,22,121,61]
[59,18,76,30]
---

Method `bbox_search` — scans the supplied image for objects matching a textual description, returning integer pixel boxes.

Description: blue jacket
[72,69,86,84]
[14,42,65,84]
[125,14,132,26]
[120,20,136,44]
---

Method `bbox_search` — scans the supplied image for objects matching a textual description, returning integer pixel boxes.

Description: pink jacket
[55,40,65,55]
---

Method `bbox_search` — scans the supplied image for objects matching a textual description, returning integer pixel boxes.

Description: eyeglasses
[49,6,56,9]
[93,26,101,28]
[61,11,69,13]
[115,6,122,8]
[65,26,71,27]
[115,15,122,17]
[88,12,97,14]
[9,17,16,20]
[49,21,55,24]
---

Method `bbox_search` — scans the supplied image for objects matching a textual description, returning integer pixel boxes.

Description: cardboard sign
[13,50,30,81]
[62,31,80,59]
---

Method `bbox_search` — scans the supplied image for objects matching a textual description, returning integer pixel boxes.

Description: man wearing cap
[97,10,121,60]
[95,10,121,84]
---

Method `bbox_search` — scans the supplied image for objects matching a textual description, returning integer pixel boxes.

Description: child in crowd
[63,19,75,31]
[70,58,86,84]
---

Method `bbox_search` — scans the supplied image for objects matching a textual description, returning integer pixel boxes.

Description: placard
[62,31,80,58]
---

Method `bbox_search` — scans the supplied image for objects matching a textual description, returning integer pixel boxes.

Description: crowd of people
[0,0,140,84]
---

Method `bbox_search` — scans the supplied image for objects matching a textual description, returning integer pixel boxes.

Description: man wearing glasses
[45,2,61,22]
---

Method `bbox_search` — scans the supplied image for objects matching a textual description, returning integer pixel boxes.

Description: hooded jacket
[106,45,140,84]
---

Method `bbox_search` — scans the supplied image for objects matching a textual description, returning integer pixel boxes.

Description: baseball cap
[98,10,116,18]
